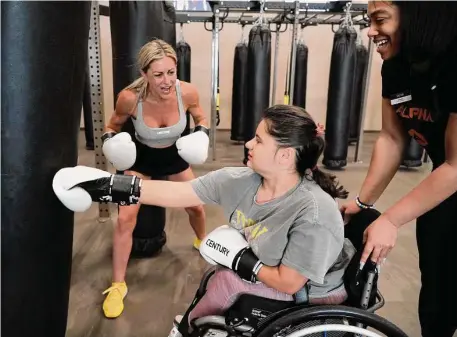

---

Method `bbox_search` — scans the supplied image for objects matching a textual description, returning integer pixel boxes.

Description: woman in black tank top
[340,2,457,336]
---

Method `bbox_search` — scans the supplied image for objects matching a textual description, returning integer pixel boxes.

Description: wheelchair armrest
[197,265,217,297]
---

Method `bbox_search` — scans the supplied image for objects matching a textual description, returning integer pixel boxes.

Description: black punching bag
[323,26,357,169]
[349,41,369,143]
[110,1,175,257]
[83,60,94,150]
[177,39,192,136]
[231,42,249,141]
[401,138,423,168]
[1,2,90,337]
[244,24,271,164]
[292,41,309,109]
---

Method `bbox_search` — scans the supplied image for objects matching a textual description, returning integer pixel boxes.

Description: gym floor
[68,130,435,337]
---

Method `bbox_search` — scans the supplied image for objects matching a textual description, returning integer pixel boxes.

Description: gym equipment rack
[93,1,373,217]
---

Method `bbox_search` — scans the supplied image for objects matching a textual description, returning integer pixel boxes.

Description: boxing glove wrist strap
[101,131,117,143]
[233,248,264,283]
[110,174,142,205]
[194,125,209,136]
[76,174,141,206]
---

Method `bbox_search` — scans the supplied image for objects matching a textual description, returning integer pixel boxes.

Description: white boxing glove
[199,225,264,283]
[102,132,137,171]
[52,165,142,212]
[176,126,209,165]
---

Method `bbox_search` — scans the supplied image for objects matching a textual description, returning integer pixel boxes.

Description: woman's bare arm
[139,179,204,208]
[257,264,308,295]
[357,98,409,205]
[182,82,209,128]
[105,90,136,133]
[385,113,457,227]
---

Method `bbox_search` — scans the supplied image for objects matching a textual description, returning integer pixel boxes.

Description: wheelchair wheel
[254,305,408,337]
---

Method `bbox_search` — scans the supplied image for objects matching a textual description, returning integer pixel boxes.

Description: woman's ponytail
[311,167,348,200]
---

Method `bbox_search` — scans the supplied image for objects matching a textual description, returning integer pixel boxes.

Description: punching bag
[177,39,192,136]
[1,2,90,337]
[349,40,369,143]
[231,42,249,142]
[110,1,175,257]
[401,138,423,168]
[244,24,272,164]
[323,26,358,169]
[292,41,309,109]
[82,60,94,150]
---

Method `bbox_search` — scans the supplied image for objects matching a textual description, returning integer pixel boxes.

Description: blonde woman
[100,39,209,318]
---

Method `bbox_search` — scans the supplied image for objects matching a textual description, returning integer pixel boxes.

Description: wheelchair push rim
[253,305,409,337]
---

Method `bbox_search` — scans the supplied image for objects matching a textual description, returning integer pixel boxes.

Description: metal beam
[288,1,300,104]
[210,5,220,161]
[89,1,110,219]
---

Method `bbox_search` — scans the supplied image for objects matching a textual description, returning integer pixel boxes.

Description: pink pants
[188,267,348,323]
[188,268,293,323]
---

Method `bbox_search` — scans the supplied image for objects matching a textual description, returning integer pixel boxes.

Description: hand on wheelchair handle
[360,214,398,267]
[340,200,362,225]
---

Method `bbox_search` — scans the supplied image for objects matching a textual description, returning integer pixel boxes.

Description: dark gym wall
[2,2,91,337]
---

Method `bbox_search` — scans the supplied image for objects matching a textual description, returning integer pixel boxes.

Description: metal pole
[288,1,300,104]
[354,35,374,163]
[210,7,220,161]
[271,24,281,106]
[88,1,110,219]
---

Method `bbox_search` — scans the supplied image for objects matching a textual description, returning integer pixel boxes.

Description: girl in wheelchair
[167,105,356,336]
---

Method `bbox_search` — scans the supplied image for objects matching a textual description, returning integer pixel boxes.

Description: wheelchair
[173,209,409,337]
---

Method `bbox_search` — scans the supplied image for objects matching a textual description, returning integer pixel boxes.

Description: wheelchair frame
[176,264,392,337]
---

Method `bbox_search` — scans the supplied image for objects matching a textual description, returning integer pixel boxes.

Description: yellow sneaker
[102,282,128,318]
[193,237,202,250]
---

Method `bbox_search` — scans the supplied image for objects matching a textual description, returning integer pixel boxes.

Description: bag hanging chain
[240,24,247,44]
[179,23,185,42]
[254,0,267,26]
[341,2,354,28]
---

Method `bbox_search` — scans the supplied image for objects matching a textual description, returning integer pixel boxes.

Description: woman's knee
[185,204,205,218]
[116,205,140,234]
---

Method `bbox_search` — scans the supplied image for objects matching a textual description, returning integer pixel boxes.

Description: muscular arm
[105,90,135,133]
[257,264,308,295]
[184,83,209,128]
[358,98,409,205]
[384,113,457,227]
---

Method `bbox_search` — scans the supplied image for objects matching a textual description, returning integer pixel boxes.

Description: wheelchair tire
[253,305,408,337]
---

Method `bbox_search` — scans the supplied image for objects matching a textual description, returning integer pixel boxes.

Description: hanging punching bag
[401,138,423,168]
[177,39,192,136]
[244,24,272,164]
[110,1,175,258]
[231,42,249,142]
[292,41,309,109]
[349,40,369,143]
[322,25,357,169]
[1,2,90,337]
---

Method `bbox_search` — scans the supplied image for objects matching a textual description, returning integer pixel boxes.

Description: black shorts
[126,138,190,178]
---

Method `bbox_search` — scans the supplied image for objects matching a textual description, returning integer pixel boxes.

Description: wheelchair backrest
[343,208,381,308]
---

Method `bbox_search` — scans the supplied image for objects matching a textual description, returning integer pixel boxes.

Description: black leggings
[416,191,457,337]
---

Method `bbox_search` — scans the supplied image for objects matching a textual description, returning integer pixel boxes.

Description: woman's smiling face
[367,1,401,60]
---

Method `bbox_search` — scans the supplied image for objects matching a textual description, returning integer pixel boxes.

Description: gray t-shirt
[190,166,353,299]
